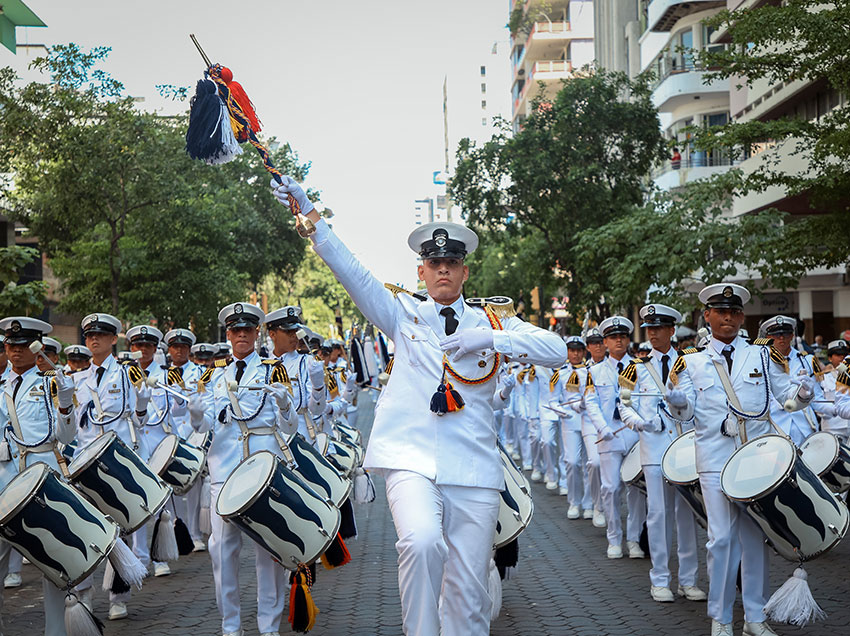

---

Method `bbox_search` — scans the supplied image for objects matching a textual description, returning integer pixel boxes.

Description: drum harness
[641,361,688,437]
[4,375,70,476]
[225,364,298,468]
[81,366,142,451]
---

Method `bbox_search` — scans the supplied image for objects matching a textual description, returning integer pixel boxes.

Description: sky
[9,0,513,290]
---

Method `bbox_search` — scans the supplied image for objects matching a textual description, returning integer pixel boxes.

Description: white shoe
[582,509,593,520]
[742,622,778,636]
[511,452,521,461]
[21,557,30,565]
[223,630,243,636]
[592,509,606,528]
[530,470,543,482]
[678,584,707,601]
[567,505,580,519]
[3,573,21,588]
[108,601,128,620]
[650,586,675,602]
[260,633,281,636]
[153,562,171,577]
[522,464,532,471]
[558,486,569,496]
[606,544,623,559]
[78,587,93,612]
[627,541,645,559]
[710,620,733,636]
[545,480,558,490]
[193,539,207,552]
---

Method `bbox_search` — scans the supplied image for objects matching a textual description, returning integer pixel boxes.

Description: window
[481,83,487,93]
[480,65,486,76]
[482,117,487,126]
[481,100,487,109]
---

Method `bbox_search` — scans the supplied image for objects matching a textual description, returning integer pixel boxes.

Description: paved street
[5,391,850,635]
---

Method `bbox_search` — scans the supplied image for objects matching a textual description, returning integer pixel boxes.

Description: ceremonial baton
[29,341,63,373]
[145,376,189,403]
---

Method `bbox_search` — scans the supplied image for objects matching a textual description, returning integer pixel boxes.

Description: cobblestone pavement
[4,391,850,635]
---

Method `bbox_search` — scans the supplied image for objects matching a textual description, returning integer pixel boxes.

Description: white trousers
[539,418,559,484]
[599,450,646,546]
[385,470,501,636]
[581,431,602,511]
[644,465,699,588]
[6,548,22,574]
[527,417,543,472]
[699,471,769,624]
[182,479,204,540]
[209,482,287,635]
[0,540,67,636]
[500,414,517,451]
[515,417,532,470]
[560,429,593,509]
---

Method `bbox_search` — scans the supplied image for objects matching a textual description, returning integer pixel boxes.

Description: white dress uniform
[535,366,560,487]
[820,340,850,441]
[584,317,645,553]
[513,367,531,470]
[665,284,807,629]
[523,365,544,478]
[194,303,299,636]
[308,218,566,636]
[0,318,76,636]
[617,304,701,596]
[563,358,604,518]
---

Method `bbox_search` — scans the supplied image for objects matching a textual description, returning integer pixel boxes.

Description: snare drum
[721,434,849,561]
[216,451,340,568]
[799,431,850,494]
[661,430,708,529]
[0,463,119,589]
[494,449,533,548]
[498,440,530,493]
[620,441,646,495]
[286,433,352,507]
[335,422,362,447]
[326,439,358,478]
[148,434,205,496]
[68,432,172,533]
[187,429,214,453]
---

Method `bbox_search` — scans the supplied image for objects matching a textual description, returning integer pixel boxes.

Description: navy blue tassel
[174,517,195,556]
[430,383,448,415]
[185,79,228,163]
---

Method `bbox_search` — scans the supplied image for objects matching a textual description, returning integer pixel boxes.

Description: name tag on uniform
[108,388,122,394]
[28,389,45,397]
[749,369,763,378]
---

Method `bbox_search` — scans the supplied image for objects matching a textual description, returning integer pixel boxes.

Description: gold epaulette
[549,369,560,392]
[584,369,595,395]
[669,355,687,386]
[836,370,850,394]
[634,357,647,364]
[565,370,580,393]
[384,283,424,300]
[681,347,700,355]
[214,358,228,368]
[40,369,57,377]
[126,364,145,388]
[325,367,339,397]
[167,367,186,389]
[753,338,774,346]
[769,346,789,374]
[271,364,291,386]
[809,354,825,382]
[618,361,638,391]
[385,358,394,376]
[197,366,215,394]
[528,365,536,381]
[466,296,516,320]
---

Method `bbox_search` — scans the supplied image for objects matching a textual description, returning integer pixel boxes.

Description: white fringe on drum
[64,593,103,636]
[104,539,146,590]
[488,558,502,621]
[353,468,376,504]
[199,476,212,536]
[764,567,826,626]
[153,510,179,562]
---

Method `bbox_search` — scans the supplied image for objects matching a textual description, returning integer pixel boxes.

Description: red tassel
[319,533,351,569]
[219,67,262,136]
[445,383,465,412]
[288,565,319,632]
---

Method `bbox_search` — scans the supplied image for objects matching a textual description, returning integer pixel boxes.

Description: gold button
[478,360,486,368]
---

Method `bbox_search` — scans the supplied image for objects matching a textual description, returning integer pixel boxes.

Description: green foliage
[0,246,48,316]
[0,44,309,331]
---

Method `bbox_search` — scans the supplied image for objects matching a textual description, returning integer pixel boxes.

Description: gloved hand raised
[265,384,291,411]
[790,374,815,400]
[55,372,76,410]
[499,373,517,398]
[666,388,688,408]
[188,394,206,431]
[270,176,314,215]
[599,425,615,442]
[135,383,151,413]
[439,328,494,361]
[307,357,326,390]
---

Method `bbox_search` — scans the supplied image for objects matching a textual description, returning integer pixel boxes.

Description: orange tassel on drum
[320,533,351,569]
[288,564,319,633]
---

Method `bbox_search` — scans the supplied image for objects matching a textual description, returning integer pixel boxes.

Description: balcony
[513,60,574,118]
[651,62,728,112]
[646,0,725,32]
[524,20,592,61]
[653,154,738,190]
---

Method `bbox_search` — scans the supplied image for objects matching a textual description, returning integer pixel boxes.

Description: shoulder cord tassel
[289,563,320,632]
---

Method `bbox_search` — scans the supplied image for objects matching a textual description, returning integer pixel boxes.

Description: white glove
[820,404,837,418]
[499,374,517,398]
[836,400,850,420]
[55,372,76,410]
[666,388,688,408]
[188,394,206,431]
[265,384,291,412]
[599,425,615,442]
[570,397,585,413]
[135,383,151,413]
[307,357,326,390]
[344,373,357,393]
[323,401,334,416]
[791,374,815,400]
[641,415,663,433]
[439,328,495,361]
[270,176,314,214]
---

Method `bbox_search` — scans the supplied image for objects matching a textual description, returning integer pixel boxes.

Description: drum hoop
[66,521,120,589]
[661,431,697,484]
[67,431,118,479]
[0,462,50,526]
[721,434,797,502]
[150,434,180,475]
[494,491,534,549]
[216,451,279,518]
[801,431,840,475]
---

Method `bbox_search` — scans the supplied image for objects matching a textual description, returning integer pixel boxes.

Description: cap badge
[647,306,656,315]
[723,286,733,298]
[777,317,784,325]
[10,321,20,333]
[288,308,295,316]
[612,318,620,327]
[235,303,243,314]
[141,326,148,335]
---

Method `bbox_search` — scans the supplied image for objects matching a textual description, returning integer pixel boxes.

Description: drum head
[721,435,795,501]
[662,431,698,484]
[0,463,49,524]
[68,431,116,477]
[799,431,840,477]
[149,435,179,476]
[620,442,642,482]
[217,452,276,517]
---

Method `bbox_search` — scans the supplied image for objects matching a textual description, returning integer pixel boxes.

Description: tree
[0,246,48,316]
[451,69,667,317]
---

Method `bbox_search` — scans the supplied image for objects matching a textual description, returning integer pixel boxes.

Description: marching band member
[513,365,532,471]
[523,365,544,483]
[618,304,705,603]
[192,342,218,369]
[74,312,151,621]
[584,316,646,559]
[36,337,62,373]
[821,339,850,442]
[580,328,607,527]
[0,318,77,636]
[188,302,297,636]
[664,283,809,636]
[272,176,566,636]
[536,365,561,490]
[64,345,92,374]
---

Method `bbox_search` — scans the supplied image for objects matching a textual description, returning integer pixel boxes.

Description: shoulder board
[261,359,280,365]
[618,360,638,390]
[810,354,825,381]
[384,282,426,301]
[549,369,560,392]
[214,358,228,368]
[199,367,215,384]
[669,355,687,386]
[753,338,774,346]
[465,296,516,320]
[271,364,290,386]
[681,347,701,355]
[565,370,580,392]
[385,358,394,376]
[836,370,850,393]
[39,370,57,377]
[769,346,789,373]
[126,365,145,387]
[633,357,647,364]
[584,369,595,394]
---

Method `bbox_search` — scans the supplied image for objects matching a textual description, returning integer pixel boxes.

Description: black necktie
[12,376,22,402]
[235,360,247,384]
[440,307,459,336]
[95,367,105,387]
[722,346,734,373]
[661,354,670,385]
[613,362,624,421]
[617,362,624,374]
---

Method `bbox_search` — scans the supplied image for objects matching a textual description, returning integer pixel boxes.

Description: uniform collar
[650,347,677,361]
[7,365,37,387]
[93,354,116,373]
[606,354,631,370]
[435,295,465,319]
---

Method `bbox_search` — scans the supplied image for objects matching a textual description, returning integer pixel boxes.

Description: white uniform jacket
[549,365,582,432]
[310,219,566,489]
[275,350,326,439]
[167,361,202,438]
[820,369,849,436]
[585,356,639,454]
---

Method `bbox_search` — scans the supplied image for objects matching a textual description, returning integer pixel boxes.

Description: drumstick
[28,341,62,372]
[145,376,188,403]
[595,424,629,444]
[226,380,275,392]
[542,404,570,417]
